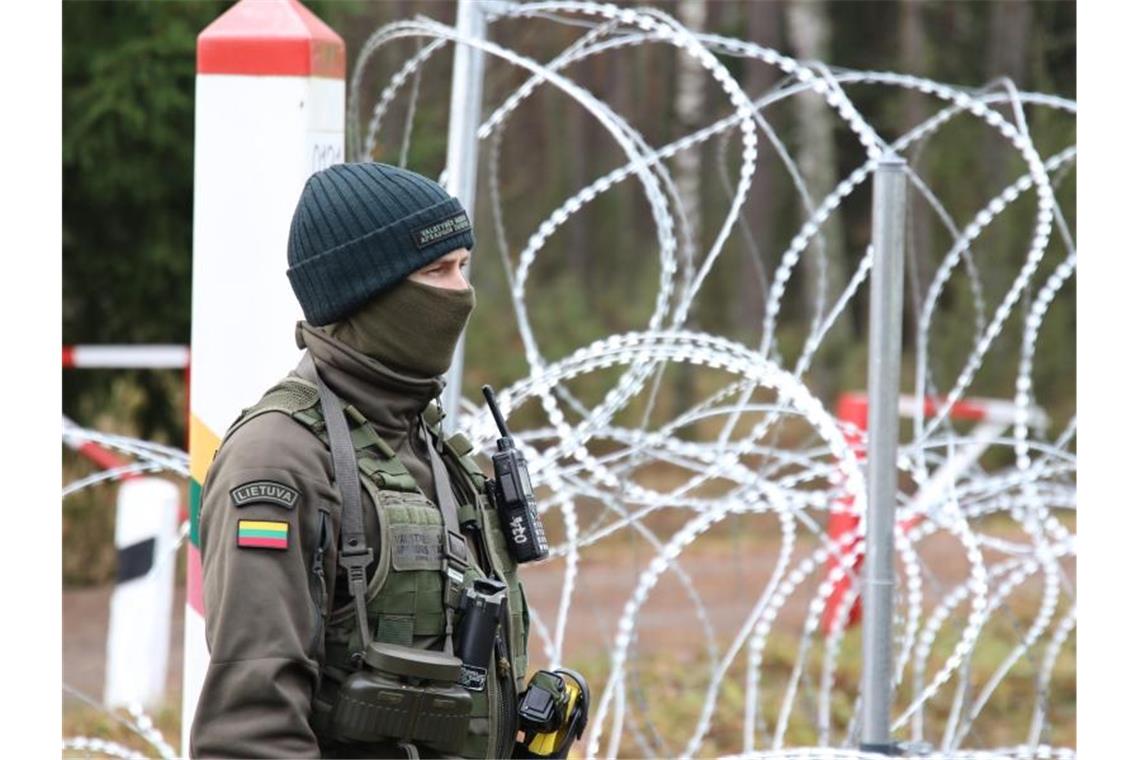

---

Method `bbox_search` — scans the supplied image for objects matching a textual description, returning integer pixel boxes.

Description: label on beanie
[411,211,471,250]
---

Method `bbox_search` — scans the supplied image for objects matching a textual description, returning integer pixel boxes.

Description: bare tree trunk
[984,0,1032,300]
[739,0,783,336]
[673,0,706,412]
[987,0,1031,85]
[567,79,590,289]
[984,0,1031,192]
[604,40,636,295]
[901,0,932,341]
[786,0,851,394]
[675,0,707,255]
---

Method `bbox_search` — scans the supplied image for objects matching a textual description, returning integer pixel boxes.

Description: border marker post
[104,478,180,710]
[185,1,344,752]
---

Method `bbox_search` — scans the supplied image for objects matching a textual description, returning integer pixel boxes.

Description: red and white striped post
[185,0,345,752]
[822,392,868,633]
[105,477,180,710]
[64,349,189,710]
[822,391,1046,633]
[62,414,136,475]
[64,415,179,709]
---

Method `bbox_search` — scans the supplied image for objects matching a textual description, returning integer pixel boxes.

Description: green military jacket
[190,323,528,759]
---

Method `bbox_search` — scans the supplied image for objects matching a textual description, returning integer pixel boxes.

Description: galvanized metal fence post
[442,0,488,428]
[861,153,908,753]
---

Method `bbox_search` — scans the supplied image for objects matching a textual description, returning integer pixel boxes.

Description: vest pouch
[328,642,473,754]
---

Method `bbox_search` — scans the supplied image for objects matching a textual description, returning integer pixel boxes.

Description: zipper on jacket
[308,509,330,656]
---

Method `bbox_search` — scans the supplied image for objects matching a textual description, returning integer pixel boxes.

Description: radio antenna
[481,385,512,441]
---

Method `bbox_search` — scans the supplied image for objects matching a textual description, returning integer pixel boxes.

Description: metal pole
[860,153,907,754]
[442,0,488,430]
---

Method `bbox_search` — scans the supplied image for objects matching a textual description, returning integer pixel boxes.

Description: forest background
[62,0,1076,586]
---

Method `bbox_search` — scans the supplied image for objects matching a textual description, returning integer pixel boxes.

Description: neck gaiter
[328,278,476,377]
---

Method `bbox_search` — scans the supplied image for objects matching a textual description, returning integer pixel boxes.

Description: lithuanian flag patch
[236,520,289,550]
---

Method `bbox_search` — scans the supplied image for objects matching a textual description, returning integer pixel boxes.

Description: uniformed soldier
[190,162,532,759]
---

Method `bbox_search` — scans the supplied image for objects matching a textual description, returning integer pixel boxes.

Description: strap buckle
[441,529,469,610]
[340,549,374,600]
[340,547,373,571]
[339,542,374,589]
[442,530,468,595]
[443,529,468,565]
[339,535,374,562]
[341,551,374,666]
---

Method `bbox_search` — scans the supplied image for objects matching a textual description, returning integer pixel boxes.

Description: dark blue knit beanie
[286,162,476,325]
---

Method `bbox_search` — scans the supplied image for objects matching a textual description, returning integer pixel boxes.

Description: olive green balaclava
[328,278,476,378]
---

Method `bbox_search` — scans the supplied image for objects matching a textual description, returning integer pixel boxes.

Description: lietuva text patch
[237,520,289,550]
[411,212,471,250]
[231,480,299,509]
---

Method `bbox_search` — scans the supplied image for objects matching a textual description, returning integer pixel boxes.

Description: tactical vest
[222,373,530,759]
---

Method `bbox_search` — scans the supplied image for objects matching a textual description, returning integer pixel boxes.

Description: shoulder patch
[230,480,300,510]
[237,520,289,550]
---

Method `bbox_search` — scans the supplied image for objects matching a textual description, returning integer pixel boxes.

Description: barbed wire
[64,1,1075,757]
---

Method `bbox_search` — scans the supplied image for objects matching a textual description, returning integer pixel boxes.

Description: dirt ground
[63,514,1076,753]
[63,520,1069,687]
[63,517,829,702]
[64,584,186,702]
[62,541,789,704]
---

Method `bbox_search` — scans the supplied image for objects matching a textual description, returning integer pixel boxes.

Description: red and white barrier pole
[63,345,190,369]
[63,415,135,477]
[822,391,1047,633]
[186,1,345,752]
[822,393,868,633]
[63,345,192,436]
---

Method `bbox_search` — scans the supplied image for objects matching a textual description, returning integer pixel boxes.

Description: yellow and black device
[514,669,590,759]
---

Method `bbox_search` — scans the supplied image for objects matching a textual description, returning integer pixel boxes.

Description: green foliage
[63,1,228,441]
[62,0,1075,554]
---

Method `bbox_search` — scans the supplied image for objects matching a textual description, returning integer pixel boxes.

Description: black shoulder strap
[421,411,471,657]
[298,352,373,664]
[424,420,467,561]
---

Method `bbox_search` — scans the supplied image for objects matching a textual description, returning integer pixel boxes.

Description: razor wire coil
[64,2,1075,757]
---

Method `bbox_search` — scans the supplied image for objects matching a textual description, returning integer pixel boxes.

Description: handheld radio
[482,385,549,563]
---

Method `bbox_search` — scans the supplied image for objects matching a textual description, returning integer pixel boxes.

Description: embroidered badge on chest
[237,520,290,550]
[230,480,299,510]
